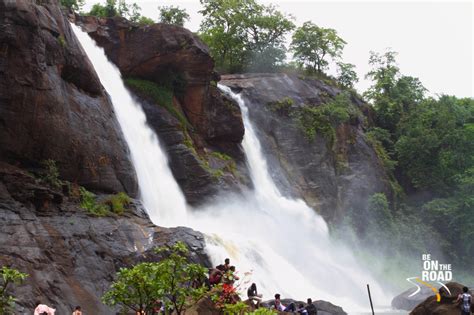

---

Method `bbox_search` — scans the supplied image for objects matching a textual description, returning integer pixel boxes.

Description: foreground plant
[102,241,208,314]
[0,266,28,314]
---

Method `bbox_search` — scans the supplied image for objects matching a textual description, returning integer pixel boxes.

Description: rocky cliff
[221,73,393,222]
[74,15,252,205]
[0,0,137,196]
[0,1,210,314]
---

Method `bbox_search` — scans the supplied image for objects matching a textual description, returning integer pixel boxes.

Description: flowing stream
[72,24,392,313]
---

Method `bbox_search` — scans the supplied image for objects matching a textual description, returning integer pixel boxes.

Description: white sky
[83,1,473,97]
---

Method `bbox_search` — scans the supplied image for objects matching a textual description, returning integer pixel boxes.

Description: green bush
[80,188,132,217]
[105,192,132,215]
[124,78,189,129]
[0,266,28,314]
[266,97,294,115]
[293,92,354,145]
[39,159,63,189]
[79,187,109,216]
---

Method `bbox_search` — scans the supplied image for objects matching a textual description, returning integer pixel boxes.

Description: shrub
[124,78,189,129]
[266,97,294,115]
[0,266,28,314]
[105,192,132,215]
[293,92,355,144]
[79,187,109,217]
[39,159,62,189]
[102,242,208,314]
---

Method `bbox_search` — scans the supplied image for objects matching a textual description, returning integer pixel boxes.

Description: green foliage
[137,16,155,26]
[88,0,146,23]
[60,0,84,11]
[395,96,474,192]
[105,192,132,215]
[79,187,109,216]
[0,266,28,314]
[336,62,358,89]
[57,35,66,48]
[291,21,346,73]
[266,97,294,115]
[158,6,190,26]
[124,78,189,129]
[40,159,63,189]
[366,128,397,171]
[199,0,295,73]
[222,301,249,314]
[364,49,426,134]
[103,242,208,314]
[247,308,278,315]
[293,92,354,144]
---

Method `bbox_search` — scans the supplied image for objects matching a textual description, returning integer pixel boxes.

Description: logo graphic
[406,254,452,302]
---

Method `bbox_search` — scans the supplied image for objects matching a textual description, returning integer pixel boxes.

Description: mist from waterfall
[72,24,390,313]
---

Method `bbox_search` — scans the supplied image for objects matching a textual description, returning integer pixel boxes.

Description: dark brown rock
[0,0,137,196]
[74,15,250,205]
[221,73,393,222]
[410,282,471,315]
[392,286,434,311]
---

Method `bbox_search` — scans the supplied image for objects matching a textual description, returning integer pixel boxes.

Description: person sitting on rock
[72,306,82,315]
[298,303,308,314]
[273,293,296,312]
[305,298,318,315]
[247,283,263,307]
[455,287,472,315]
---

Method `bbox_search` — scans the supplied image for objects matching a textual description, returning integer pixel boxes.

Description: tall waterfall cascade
[72,24,390,313]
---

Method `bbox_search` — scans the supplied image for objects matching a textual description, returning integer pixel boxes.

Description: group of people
[208,258,240,287]
[209,258,320,314]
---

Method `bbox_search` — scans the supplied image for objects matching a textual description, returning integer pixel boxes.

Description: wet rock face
[0,0,137,196]
[221,73,392,222]
[0,162,210,315]
[410,282,472,315]
[75,15,250,205]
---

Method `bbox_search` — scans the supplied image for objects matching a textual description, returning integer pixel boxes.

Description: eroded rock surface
[0,0,137,196]
[221,73,393,222]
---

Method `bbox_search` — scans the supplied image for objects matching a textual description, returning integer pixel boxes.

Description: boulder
[262,298,347,315]
[392,285,434,311]
[410,282,471,315]
[221,73,393,223]
[0,0,137,196]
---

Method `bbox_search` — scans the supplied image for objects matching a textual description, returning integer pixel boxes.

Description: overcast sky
[83,1,473,98]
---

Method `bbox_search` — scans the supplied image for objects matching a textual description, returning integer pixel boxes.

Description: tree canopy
[291,21,346,73]
[158,6,190,26]
[199,0,295,73]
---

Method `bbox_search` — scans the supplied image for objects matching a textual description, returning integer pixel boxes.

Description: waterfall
[71,24,187,227]
[72,25,390,313]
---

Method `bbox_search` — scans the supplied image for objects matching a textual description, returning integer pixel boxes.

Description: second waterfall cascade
[72,24,389,313]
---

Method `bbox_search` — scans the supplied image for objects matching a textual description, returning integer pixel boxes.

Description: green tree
[89,0,145,22]
[395,96,474,192]
[199,0,294,73]
[290,21,346,73]
[60,0,85,11]
[0,266,28,314]
[158,6,190,26]
[103,242,208,315]
[364,50,426,134]
[336,62,358,89]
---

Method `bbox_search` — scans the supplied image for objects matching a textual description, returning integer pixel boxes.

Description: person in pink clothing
[34,303,56,315]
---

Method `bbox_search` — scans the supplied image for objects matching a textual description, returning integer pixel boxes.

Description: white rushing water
[72,25,390,312]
